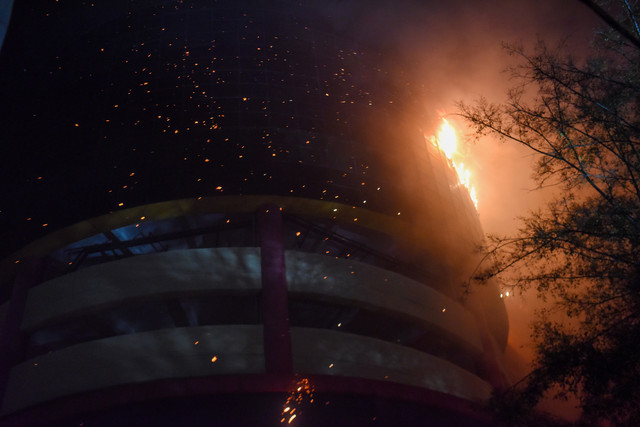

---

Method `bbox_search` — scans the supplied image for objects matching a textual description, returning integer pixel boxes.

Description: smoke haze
[312,0,602,419]
[311,0,599,235]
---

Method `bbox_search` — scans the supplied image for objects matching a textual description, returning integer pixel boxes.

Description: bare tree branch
[578,0,640,49]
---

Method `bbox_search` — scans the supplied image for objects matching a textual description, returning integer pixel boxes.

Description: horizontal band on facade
[2,325,490,416]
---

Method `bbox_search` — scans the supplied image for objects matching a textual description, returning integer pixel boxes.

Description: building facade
[0,1,508,425]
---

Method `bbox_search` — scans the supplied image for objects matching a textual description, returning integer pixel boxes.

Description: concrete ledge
[0,196,507,350]
[22,248,483,363]
[292,327,492,402]
[286,251,483,354]
[22,247,262,331]
[1,324,265,415]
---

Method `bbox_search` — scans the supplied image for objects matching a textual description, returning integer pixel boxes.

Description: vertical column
[475,312,509,392]
[257,204,293,374]
[0,257,44,408]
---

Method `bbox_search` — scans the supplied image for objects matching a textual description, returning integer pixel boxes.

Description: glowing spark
[281,378,314,424]
[211,356,217,362]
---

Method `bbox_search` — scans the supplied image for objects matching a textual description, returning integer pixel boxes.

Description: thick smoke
[313,0,601,419]
[308,0,598,232]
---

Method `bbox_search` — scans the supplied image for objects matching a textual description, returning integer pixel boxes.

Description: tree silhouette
[459,1,640,424]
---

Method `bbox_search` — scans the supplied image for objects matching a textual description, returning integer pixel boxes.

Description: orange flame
[433,118,478,209]
[436,119,457,159]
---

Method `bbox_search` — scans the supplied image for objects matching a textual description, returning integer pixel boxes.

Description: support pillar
[475,312,510,392]
[257,204,293,374]
[0,257,44,409]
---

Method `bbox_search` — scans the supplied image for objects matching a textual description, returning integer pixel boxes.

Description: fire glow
[433,119,478,209]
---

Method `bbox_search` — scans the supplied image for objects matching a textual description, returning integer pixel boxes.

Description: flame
[436,119,457,159]
[433,118,478,209]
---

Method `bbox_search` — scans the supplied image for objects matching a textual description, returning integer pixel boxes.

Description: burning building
[0,1,507,425]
